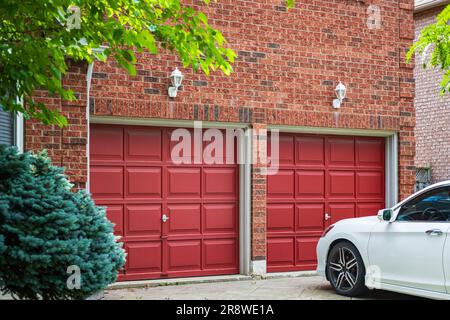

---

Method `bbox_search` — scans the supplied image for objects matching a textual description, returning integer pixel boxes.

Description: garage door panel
[356,138,384,168]
[204,239,237,269]
[167,128,200,165]
[126,242,162,273]
[90,167,123,198]
[357,202,384,217]
[267,204,294,232]
[126,127,162,162]
[329,203,355,224]
[296,204,324,232]
[106,205,124,236]
[296,237,320,265]
[296,136,324,166]
[328,171,355,198]
[267,170,294,198]
[327,137,355,166]
[167,167,201,198]
[203,204,237,234]
[90,126,123,162]
[267,238,295,266]
[167,240,201,271]
[126,205,161,237]
[167,204,201,235]
[296,170,325,198]
[126,167,162,198]
[202,130,237,165]
[203,168,237,199]
[357,171,383,198]
[269,134,294,165]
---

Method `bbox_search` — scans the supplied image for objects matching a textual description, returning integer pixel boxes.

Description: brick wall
[26,0,416,261]
[27,60,88,189]
[414,4,450,183]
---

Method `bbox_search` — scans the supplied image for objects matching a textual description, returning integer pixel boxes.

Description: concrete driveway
[104,275,419,300]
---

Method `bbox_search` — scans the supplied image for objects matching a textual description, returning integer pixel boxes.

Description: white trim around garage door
[385,133,398,208]
[88,115,253,276]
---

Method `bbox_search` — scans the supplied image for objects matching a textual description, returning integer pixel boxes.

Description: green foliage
[407,4,450,94]
[0,145,125,300]
[0,0,238,126]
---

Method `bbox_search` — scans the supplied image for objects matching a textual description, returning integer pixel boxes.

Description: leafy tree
[0,145,125,299]
[407,4,450,94]
[0,0,237,126]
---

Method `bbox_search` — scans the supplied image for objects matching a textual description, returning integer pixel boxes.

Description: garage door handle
[162,214,169,223]
[426,229,443,236]
[324,213,331,221]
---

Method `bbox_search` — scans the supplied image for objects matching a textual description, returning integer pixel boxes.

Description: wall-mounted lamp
[332,81,347,109]
[168,67,184,98]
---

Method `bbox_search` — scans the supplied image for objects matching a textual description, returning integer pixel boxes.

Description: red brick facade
[27,1,416,262]
[414,4,450,183]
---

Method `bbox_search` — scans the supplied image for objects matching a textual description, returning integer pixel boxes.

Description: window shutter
[0,109,14,146]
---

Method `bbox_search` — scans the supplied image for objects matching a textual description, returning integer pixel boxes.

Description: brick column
[398,0,416,200]
[26,60,88,190]
[250,123,267,276]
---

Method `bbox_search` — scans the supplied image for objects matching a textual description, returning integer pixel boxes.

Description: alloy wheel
[328,247,359,292]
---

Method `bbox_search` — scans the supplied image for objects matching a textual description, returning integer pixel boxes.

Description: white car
[317,180,450,300]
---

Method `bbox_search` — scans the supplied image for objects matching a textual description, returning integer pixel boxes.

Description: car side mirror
[378,209,393,222]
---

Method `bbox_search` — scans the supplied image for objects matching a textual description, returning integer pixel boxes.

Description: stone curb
[107,271,318,290]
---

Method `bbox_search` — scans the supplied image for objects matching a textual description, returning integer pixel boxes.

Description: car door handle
[425,229,443,236]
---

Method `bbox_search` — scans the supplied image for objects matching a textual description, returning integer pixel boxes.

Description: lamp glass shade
[335,82,346,101]
[170,68,184,88]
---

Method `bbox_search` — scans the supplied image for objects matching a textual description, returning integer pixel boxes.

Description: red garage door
[267,134,385,272]
[89,124,239,281]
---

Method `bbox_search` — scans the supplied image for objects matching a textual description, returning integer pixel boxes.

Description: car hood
[335,215,380,227]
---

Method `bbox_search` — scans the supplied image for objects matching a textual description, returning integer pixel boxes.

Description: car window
[397,187,450,222]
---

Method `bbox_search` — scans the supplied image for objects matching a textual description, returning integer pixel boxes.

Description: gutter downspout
[86,46,107,192]
[86,61,94,192]
[15,96,24,153]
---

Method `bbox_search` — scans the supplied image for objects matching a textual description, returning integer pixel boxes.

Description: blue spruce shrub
[0,145,125,299]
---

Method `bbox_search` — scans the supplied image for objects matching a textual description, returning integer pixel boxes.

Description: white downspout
[86,46,107,192]
[86,61,94,192]
[15,99,24,153]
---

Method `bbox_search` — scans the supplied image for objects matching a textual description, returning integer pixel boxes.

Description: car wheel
[326,241,367,297]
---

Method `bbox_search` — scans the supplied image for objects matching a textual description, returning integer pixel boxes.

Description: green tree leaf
[408,4,450,94]
[0,0,245,127]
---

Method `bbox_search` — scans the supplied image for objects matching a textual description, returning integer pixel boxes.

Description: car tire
[326,241,367,297]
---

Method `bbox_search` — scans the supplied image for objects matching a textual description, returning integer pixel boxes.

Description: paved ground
[103,275,418,300]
